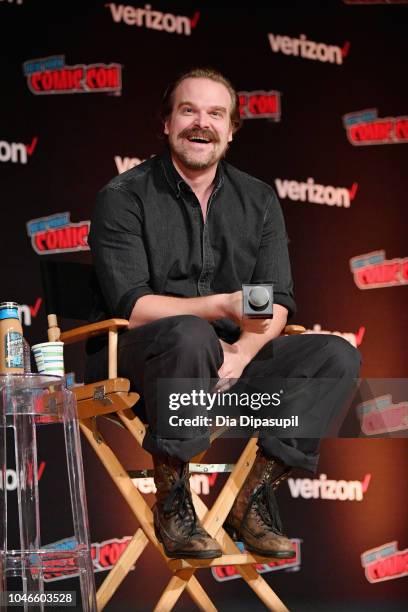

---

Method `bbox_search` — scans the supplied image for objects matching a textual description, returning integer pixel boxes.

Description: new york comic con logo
[343,109,408,145]
[26,212,90,254]
[361,542,408,584]
[238,91,281,121]
[23,55,122,95]
[350,251,408,289]
[39,536,133,581]
[357,394,408,436]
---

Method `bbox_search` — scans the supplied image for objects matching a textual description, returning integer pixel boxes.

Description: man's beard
[169,128,229,170]
[172,145,228,170]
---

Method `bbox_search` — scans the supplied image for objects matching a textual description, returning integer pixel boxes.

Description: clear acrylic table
[0,374,96,611]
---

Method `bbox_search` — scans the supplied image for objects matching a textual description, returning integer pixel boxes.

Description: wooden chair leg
[186,575,218,612]
[194,495,289,612]
[154,570,217,612]
[96,528,148,611]
[79,419,157,542]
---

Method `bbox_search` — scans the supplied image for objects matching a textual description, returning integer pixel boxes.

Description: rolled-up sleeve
[250,190,296,318]
[89,185,153,319]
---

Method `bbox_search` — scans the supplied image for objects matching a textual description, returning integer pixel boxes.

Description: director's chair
[40,259,304,611]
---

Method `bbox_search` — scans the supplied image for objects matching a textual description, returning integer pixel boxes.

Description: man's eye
[211,111,222,117]
[183,107,193,113]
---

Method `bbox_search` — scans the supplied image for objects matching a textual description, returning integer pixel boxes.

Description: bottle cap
[0,302,20,320]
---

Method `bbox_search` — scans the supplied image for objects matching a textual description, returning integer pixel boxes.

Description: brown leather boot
[225,449,295,558]
[152,454,222,559]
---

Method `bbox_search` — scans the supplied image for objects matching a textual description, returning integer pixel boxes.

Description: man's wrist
[231,339,253,366]
[216,293,231,319]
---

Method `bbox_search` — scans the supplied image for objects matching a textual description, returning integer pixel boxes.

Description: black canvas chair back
[40,259,95,322]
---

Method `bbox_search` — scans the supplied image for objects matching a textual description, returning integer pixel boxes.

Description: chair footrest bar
[189,463,235,473]
[127,463,235,478]
[167,552,285,570]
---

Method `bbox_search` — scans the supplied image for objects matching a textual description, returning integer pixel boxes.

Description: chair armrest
[283,324,306,335]
[60,320,305,344]
[60,319,129,345]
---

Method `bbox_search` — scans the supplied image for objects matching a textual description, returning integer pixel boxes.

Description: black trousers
[85,315,361,473]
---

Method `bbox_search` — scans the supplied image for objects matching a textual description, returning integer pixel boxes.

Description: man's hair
[160,67,242,134]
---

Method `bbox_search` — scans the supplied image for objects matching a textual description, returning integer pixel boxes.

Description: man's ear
[164,120,170,136]
[228,126,233,143]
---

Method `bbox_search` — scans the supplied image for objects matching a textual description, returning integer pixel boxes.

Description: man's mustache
[178,127,220,143]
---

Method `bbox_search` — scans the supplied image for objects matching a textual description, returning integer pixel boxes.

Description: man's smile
[187,136,212,143]
[178,128,219,147]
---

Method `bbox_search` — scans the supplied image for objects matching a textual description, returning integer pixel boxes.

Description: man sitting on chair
[86,67,361,560]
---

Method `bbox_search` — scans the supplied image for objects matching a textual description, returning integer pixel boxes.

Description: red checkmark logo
[361,473,371,493]
[26,136,38,156]
[190,11,200,28]
[38,461,46,481]
[29,297,42,318]
[341,41,351,58]
[348,182,359,200]
[355,325,365,347]
[208,473,218,486]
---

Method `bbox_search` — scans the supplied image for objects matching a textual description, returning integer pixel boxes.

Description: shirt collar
[161,147,224,198]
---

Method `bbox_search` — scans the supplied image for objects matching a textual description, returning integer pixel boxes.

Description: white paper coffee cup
[31,341,65,377]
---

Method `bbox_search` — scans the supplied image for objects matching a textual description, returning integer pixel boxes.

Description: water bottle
[0,301,24,374]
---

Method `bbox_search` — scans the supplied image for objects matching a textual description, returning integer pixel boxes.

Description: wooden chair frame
[47,311,304,611]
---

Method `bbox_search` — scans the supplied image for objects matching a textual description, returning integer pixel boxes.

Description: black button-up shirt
[89,150,296,343]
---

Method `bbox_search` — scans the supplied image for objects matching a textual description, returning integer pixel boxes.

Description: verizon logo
[268,33,350,65]
[0,137,38,164]
[0,462,46,491]
[105,3,200,36]
[18,298,42,327]
[288,473,371,501]
[133,474,216,496]
[275,177,358,208]
[114,154,146,173]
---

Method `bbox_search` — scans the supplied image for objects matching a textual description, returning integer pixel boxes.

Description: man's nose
[193,110,210,129]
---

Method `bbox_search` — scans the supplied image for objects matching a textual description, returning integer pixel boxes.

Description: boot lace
[251,482,284,536]
[163,475,196,536]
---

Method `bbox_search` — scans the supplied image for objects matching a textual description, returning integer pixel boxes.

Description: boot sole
[162,548,223,559]
[245,544,296,559]
[225,522,295,559]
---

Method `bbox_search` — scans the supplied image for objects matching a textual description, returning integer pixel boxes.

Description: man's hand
[226,291,271,334]
[130,289,271,331]
[214,339,251,393]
